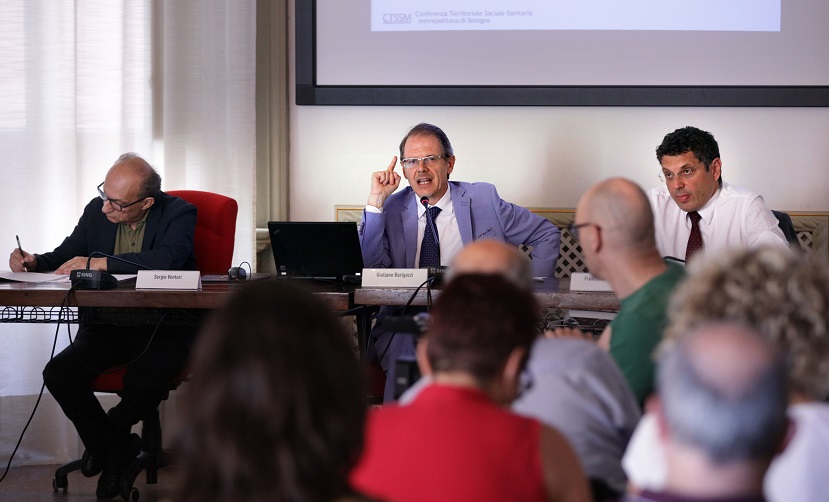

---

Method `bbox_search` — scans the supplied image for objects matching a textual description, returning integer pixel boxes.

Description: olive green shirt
[113,212,148,255]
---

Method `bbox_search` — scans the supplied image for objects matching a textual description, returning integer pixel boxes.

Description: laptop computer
[268,221,364,280]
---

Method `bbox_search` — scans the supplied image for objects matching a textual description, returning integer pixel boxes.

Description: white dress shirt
[647,181,787,261]
[622,403,829,502]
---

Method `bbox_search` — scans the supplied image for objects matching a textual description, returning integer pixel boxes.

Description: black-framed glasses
[97,182,146,211]
[400,155,446,169]
[568,222,600,241]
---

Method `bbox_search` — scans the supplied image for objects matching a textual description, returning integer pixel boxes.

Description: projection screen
[296,0,829,106]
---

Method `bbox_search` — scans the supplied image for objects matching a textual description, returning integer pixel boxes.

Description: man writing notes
[360,122,561,402]
[8,153,196,499]
[648,126,786,262]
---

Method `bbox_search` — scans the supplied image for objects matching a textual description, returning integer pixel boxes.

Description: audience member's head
[658,323,788,464]
[447,239,533,289]
[172,280,367,502]
[574,177,661,281]
[424,274,538,404]
[665,246,829,402]
[653,322,788,498]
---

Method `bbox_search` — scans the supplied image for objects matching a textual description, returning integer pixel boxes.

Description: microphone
[70,252,152,290]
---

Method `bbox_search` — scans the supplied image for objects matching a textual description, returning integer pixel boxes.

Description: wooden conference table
[354,276,620,311]
[0,277,353,313]
[0,275,357,336]
[0,276,618,314]
[0,276,619,356]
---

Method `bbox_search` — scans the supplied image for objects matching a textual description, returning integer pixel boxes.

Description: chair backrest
[772,210,800,248]
[167,190,238,274]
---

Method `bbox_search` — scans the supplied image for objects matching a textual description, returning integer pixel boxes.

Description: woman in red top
[351,274,591,502]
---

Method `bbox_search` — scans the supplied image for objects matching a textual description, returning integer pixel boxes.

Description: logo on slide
[383,13,411,24]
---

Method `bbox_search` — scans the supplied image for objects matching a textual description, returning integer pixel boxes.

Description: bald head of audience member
[447,239,533,289]
[654,322,788,499]
[574,177,665,298]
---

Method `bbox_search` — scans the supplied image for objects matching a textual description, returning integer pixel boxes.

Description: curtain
[0,0,255,466]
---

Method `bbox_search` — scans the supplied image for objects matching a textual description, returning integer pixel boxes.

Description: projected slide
[371,0,780,32]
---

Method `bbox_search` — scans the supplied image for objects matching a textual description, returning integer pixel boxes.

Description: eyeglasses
[568,222,600,241]
[658,166,700,183]
[97,182,146,211]
[400,155,446,169]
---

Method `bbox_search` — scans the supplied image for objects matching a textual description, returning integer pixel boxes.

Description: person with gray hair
[10,153,198,498]
[444,238,534,288]
[624,322,788,502]
[623,246,829,501]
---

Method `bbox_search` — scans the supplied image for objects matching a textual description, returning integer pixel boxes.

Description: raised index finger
[387,156,397,172]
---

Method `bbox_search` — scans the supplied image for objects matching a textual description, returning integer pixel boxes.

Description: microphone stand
[70,252,152,290]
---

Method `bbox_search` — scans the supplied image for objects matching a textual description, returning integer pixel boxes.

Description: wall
[288,105,829,221]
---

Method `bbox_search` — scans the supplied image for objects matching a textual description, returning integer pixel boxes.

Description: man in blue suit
[360,123,561,402]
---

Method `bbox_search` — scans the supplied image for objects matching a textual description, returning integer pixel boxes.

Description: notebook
[267,221,364,280]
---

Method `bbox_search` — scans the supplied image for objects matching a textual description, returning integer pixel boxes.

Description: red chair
[54,190,238,500]
[167,190,238,274]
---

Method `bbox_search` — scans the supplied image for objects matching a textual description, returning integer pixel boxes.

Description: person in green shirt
[551,177,685,405]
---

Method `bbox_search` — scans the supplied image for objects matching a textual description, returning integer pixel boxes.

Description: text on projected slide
[371,0,780,32]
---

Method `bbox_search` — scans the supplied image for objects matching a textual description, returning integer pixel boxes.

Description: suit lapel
[401,195,418,267]
[141,197,164,251]
[96,219,118,254]
[453,183,474,245]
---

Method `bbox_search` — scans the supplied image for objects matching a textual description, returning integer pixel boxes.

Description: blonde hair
[664,246,829,401]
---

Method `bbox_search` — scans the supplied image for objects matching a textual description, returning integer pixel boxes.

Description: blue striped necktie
[419,206,441,267]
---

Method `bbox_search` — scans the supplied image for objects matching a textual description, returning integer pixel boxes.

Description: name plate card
[361,268,428,288]
[135,270,202,290]
[569,272,613,292]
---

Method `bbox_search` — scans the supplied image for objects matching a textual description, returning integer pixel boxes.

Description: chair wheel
[127,486,140,501]
[53,475,68,492]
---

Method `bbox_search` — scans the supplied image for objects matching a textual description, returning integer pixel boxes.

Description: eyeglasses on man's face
[400,155,446,169]
[568,222,600,241]
[658,165,701,183]
[97,182,146,211]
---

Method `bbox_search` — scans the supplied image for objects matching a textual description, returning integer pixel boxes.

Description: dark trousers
[370,305,423,402]
[43,322,194,454]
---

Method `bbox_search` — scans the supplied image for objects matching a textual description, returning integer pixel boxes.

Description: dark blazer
[36,192,197,273]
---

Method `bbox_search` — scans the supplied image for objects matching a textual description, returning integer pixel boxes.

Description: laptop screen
[267,221,364,280]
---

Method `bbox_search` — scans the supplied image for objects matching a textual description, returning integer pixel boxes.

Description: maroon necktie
[685,211,704,262]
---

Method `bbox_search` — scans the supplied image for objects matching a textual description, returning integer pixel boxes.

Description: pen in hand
[16,234,27,272]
